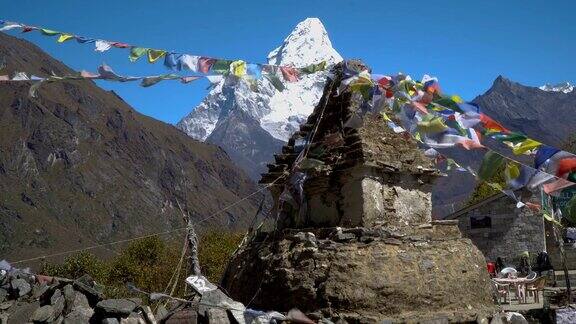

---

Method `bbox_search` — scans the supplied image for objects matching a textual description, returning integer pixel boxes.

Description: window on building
[470,215,492,229]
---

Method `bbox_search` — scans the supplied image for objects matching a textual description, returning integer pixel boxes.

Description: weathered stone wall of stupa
[223,60,496,323]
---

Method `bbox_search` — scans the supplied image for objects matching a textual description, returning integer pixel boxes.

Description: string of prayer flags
[0,19,329,84]
[0,64,205,97]
[341,66,576,223]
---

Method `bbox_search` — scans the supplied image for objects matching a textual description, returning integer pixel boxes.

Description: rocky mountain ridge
[0,32,259,263]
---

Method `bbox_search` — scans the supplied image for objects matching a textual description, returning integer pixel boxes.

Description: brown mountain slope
[0,32,259,263]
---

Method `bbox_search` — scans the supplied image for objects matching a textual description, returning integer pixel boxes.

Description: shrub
[40,230,245,300]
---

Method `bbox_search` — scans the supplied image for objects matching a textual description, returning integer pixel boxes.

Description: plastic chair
[526,277,546,303]
[492,280,510,304]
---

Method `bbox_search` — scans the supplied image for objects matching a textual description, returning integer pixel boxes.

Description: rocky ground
[0,268,158,323]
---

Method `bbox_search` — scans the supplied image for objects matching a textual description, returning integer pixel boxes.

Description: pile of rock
[0,269,155,323]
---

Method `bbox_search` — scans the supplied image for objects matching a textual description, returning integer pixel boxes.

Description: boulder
[120,312,146,324]
[1,301,38,324]
[96,298,141,316]
[73,280,104,305]
[30,305,54,322]
[64,306,94,324]
[0,289,6,303]
[10,278,31,297]
[32,283,50,300]
[102,318,120,324]
[63,285,75,314]
[50,289,65,320]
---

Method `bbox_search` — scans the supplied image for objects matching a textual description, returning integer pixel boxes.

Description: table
[493,277,531,303]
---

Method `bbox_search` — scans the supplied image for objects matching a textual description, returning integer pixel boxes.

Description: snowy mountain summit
[176,18,342,179]
[539,82,574,94]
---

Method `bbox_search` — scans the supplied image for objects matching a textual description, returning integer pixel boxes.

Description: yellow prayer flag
[451,95,463,103]
[147,49,166,63]
[512,139,542,155]
[230,60,247,77]
[505,162,520,182]
[57,34,74,43]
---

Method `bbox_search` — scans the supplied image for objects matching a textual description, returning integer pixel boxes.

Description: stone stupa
[222,61,496,323]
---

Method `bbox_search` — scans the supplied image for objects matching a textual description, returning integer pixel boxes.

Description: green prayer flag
[478,151,505,181]
[129,47,148,62]
[211,60,233,75]
[140,74,179,87]
[417,116,448,134]
[264,74,285,92]
[40,29,60,36]
[301,61,327,74]
[433,96,462,113]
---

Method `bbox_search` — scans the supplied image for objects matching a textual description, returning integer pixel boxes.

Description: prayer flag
[57,34,74,43]
[112,42,130,48]
[198,57,216,73]
[95,40,113,52]
[246,63,262,79]
[21,26,36,33]
[163,53,180,70]
[211,60,233,75]
[280,66,299,82]
[0,23,22,31]
[129,47,148,62]
[40,29,60,36]
[180,76,202,84]
[230,60,247,77]
[301,61,327,74]
[147,49,166,63]
[76,36,95,44]
[478,151,505,181]
[179,55,200,72]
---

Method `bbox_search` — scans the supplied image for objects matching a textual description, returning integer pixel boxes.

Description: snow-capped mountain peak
[539,82,574,94]
[177,18,342,179]
[267,18,342,67]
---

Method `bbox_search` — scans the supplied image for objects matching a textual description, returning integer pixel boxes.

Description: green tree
[466,163,507,206]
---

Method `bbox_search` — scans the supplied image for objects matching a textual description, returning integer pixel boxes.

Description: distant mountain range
[475,76,575,148]
[0,32,259,262]
[176,18,342,179]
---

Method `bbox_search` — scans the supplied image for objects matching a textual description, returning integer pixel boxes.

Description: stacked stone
[0,270,155,323]
[261,60,440,230]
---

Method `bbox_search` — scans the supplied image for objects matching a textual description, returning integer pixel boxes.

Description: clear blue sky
[2,0,575,124]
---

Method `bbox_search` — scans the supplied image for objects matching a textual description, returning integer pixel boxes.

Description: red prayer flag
[480,113,510,133]
[21,26,35,33]
[112,42,130,48]
[198,57,217,74]
[280,66,299,82]
[556,158,576,177]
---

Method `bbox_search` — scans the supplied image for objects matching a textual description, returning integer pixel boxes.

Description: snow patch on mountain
[177,18,342,142]
[539,82,574,94]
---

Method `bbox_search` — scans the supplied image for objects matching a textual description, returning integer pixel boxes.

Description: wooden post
[187,220,201,276]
